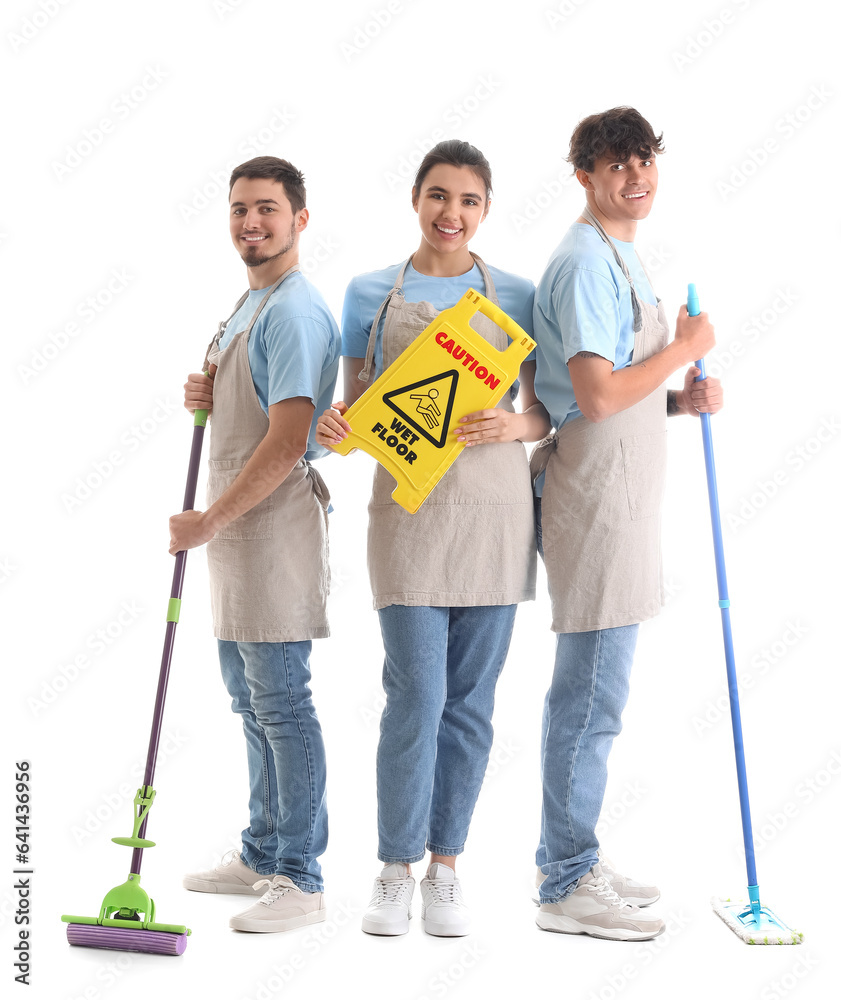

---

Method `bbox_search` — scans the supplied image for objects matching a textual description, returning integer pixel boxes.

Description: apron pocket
[620,433,666,521]
[306,463,331,511]
[208,462,275,540]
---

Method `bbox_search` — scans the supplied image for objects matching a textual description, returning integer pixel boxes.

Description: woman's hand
[453,408,522,446]
[315,401,351,450]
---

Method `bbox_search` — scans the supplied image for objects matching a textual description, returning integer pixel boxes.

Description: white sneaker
[361,863,415,936]
[183,849,264,895]
[229,875,325,933]
[536,864,664,941]
[420,863,471,937]
[535,851,661,907]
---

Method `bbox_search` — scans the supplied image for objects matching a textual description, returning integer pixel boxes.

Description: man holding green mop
[530,107,721,940]
[169,156,340,933]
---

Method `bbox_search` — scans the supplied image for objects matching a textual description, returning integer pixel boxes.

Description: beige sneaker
[535,851,660,907]
[597,852,660,906]
[229,875,325,933]
[183,850,265,895]
[536,864,664,941]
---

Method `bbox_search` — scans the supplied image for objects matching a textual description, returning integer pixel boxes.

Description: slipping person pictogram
[382,371,459,450]
[410,387,441,428]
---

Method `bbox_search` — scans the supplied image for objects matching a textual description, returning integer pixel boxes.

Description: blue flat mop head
[711,896,803,945]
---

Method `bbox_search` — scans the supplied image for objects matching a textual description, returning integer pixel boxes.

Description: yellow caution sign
[333,289,535,513]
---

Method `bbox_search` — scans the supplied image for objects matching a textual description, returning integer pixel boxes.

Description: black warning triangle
[383,370,459,449]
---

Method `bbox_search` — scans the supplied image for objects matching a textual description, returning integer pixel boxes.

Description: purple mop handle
[131,410,207,874]
[689,289,760,905]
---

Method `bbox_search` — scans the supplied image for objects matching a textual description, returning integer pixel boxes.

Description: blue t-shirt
[533,223,657,431]
[342,260,535,384]
[220,271,340,460]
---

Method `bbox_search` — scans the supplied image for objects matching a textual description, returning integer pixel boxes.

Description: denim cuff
[425,841,465,857]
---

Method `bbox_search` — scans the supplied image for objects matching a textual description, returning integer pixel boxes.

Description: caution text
[435,332,500,389]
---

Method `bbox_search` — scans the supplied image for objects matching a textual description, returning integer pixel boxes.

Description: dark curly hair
[568,108,664,173]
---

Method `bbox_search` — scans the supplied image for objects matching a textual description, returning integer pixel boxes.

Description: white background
[3,1,837,998]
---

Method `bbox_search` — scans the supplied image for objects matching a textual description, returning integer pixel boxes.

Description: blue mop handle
[689,285,761,916]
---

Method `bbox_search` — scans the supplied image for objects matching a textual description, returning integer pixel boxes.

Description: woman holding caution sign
[316,140,550,937]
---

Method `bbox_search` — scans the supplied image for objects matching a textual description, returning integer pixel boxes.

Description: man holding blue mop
[169,156,340,933]
[530,107,721,940]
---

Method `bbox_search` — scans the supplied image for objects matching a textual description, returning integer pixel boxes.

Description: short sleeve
[260,316,332,407]
[552,266,621,365]
[340,279,368,358]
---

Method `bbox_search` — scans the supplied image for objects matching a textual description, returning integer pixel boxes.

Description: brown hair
[413,140,493,201]
[228,156,307,214]
[568,108,665,173]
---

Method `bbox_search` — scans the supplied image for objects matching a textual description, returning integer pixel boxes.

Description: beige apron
[360,254,536,609]
[530,208,670,633]
[202,266,331,642]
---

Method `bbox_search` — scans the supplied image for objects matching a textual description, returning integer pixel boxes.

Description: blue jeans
[536,625,639,903]
[218,639,327,892]
[376,604,517,863]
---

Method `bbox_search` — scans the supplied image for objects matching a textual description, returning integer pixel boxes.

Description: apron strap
[358,257,413,383]
[204,265,302,368]
[358,253,498,383]
[581,205,643,332]
[468,252,498,303]
[203,289,249,370]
